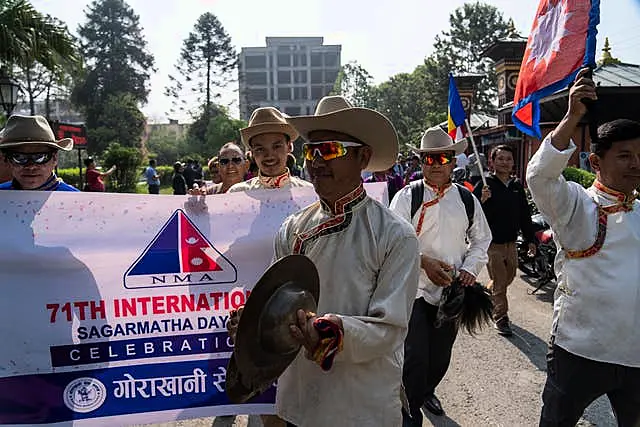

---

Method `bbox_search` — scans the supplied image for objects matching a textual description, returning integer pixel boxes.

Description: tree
[73,0,154,155]
[331,61,377,108]
[183,104,246,159]
[165,12,236,120]
[431,2,510,113]
[14,53,81,115]
[102,142,142,193]
[87,93,145,153]
[145,124,189,165]
[0,0,80,71]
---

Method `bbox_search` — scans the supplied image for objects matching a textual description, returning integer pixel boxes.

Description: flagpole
[464,119,487,187]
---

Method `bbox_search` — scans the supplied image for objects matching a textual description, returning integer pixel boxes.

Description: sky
[30,0,640,122]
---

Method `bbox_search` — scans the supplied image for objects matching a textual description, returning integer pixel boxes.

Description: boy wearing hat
[0,115,78,191]
[228,107,312,192]
[389,125,491,425]
[258,96,420,426]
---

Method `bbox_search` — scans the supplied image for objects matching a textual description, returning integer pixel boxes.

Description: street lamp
[0,68,22,117]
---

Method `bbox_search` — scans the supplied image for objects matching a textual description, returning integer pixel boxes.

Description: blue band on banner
[50,332,234,367]
[0,359,275,424]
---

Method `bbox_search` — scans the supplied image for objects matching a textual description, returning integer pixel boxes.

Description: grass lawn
[135,182,173,194]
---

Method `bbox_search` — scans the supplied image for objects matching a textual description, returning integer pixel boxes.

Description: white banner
[0,183,386,426]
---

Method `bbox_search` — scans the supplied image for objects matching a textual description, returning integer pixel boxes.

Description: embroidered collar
[319,183,367,216]
[424,179,452,196]
[292,184,367,254]
[11,173,62,191]
[258,168,291,189]
[593,180,636,212]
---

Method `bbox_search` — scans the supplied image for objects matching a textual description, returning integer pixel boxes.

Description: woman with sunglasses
[197,143,249,195]
[0,115,78,192]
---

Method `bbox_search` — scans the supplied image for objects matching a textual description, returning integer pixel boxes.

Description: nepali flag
[512,0,600,138]
[448,73,467,141]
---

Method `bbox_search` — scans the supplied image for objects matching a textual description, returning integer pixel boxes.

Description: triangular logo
[123,209,237,289]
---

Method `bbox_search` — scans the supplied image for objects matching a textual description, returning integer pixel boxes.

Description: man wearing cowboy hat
[390,125,491,425]
[0,115,77,191]
[228,107,312,192]
[261,95,420,426]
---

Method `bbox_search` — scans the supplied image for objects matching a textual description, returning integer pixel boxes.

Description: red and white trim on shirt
[292,184,367,255]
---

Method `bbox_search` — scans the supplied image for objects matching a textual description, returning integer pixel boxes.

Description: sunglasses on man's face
[218,157,244,166]
[302,141,363,162]
[5,151,55,166]
[421,152,454,166]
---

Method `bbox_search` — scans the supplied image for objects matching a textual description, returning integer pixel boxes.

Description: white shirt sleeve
[526,136,597,250]
[460,195,492,276]
[389,185,413,225]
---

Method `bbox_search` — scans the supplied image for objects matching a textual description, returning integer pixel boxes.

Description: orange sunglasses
[421,152,454,166]
[303,141,363,161]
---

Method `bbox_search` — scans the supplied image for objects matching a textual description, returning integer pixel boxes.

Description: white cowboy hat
[285,96,398,172]
[240,107,299,150]
[409,125,467,155]
[0,115,73,151]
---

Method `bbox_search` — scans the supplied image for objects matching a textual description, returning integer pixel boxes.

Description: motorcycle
[517,213,557,294]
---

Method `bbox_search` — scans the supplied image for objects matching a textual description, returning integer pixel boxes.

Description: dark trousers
[148,184,160,194]
[402,298,458,425]
[540,343,640,427]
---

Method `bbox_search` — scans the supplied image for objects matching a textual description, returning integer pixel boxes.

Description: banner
[0,184,386,426]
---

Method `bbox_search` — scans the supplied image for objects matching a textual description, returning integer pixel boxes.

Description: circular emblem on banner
[461,97,471,110]
[63,377,107,413]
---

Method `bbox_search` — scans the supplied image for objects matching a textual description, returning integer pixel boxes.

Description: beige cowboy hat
[0,115,73,151]
[240,107,299,150]
[226,254,320,404]
[285,96,399,172]
[410,125,467,155]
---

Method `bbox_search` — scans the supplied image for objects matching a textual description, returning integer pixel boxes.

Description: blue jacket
[0,174,79,192]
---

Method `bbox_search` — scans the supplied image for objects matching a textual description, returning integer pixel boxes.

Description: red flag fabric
[512,0,600,138]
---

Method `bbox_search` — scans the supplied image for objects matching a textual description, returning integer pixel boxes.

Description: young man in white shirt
[390,126,492,426]
[527,68,640,427]
[228,107,312,192]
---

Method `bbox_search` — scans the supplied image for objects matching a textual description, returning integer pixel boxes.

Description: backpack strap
[455,183,475,232]
[410,179,425,220]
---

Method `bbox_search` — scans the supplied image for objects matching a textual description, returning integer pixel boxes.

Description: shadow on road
[424,411,462,427]
[518,274,555,304]
[505,323,548,372]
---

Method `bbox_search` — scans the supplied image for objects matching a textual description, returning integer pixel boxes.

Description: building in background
[13,98,84,124]
[238,37,341,120]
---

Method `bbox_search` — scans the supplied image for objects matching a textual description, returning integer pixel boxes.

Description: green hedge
[57,168,82,188]
[562,167,595,188]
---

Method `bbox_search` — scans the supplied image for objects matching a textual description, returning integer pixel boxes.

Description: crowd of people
[0,68,638,427]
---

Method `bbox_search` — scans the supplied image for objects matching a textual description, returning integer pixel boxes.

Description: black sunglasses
[5,151,55,166]
[219,157,244,166]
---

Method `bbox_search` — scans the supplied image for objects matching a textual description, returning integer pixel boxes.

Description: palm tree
[0,0,80,71]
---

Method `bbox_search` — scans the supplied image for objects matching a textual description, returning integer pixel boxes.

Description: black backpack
[409,180,475,232]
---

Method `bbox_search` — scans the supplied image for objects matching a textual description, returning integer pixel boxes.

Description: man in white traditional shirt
[228,95,420,427]
[228,107,313,192]
[223,107,311,427]
[390,126,491,426]
[527,68,640,427]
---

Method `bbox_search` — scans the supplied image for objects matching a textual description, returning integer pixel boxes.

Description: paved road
[141,270,616,427]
